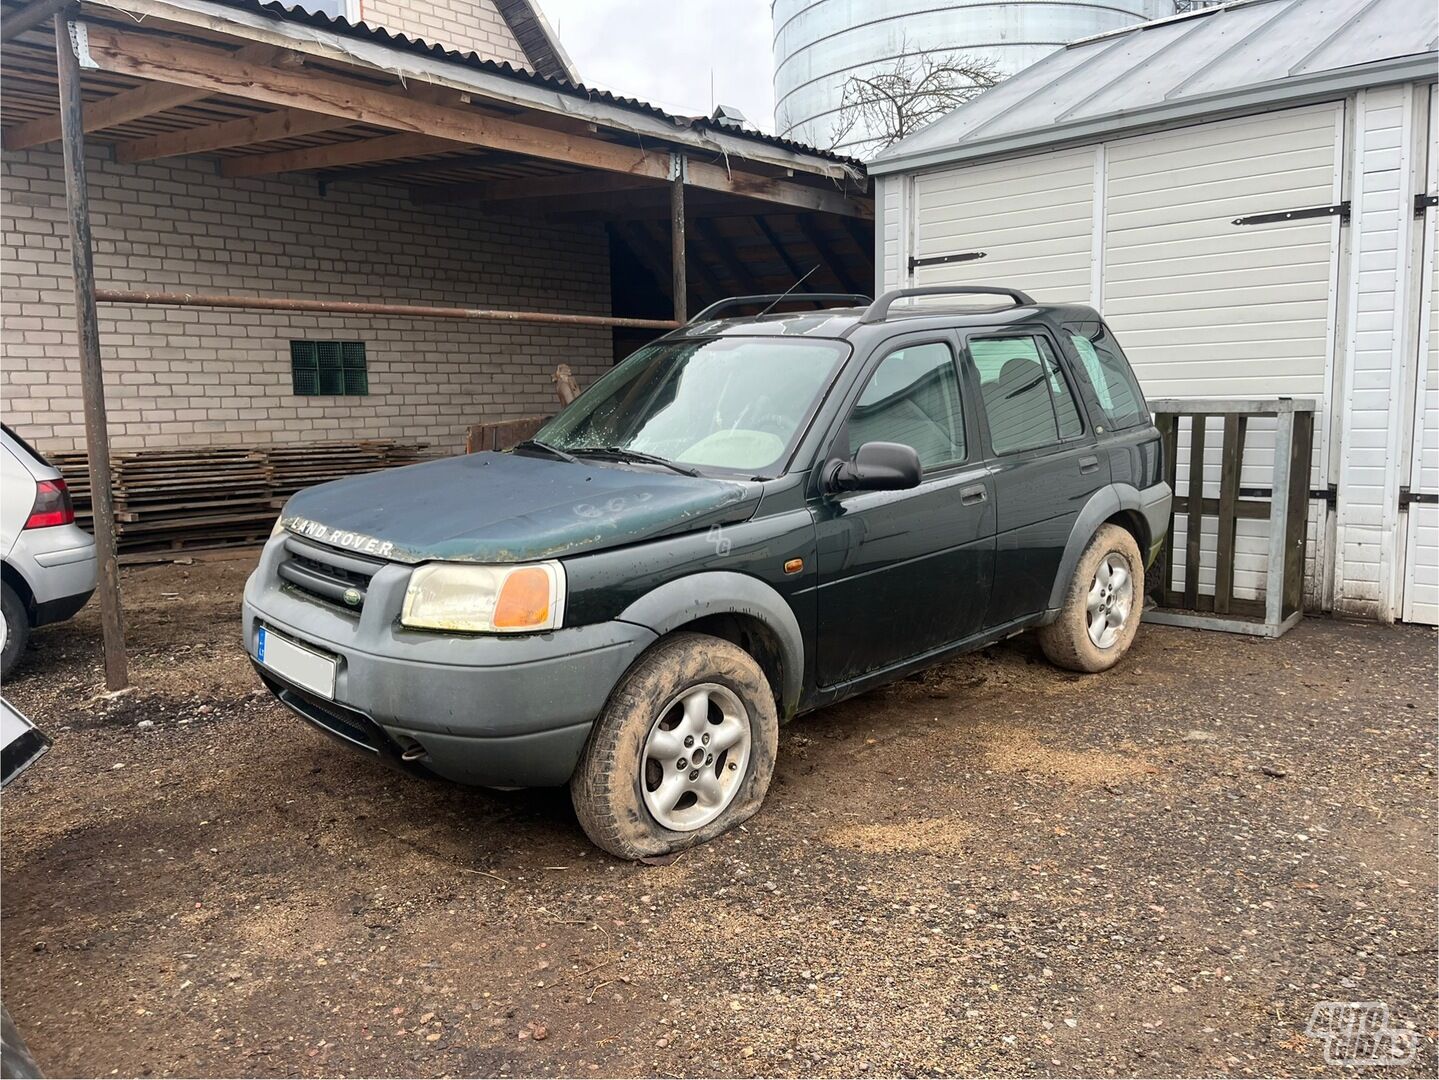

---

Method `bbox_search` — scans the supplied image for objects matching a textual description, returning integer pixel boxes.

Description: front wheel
[570,631,778,860]
[1038,524,1144,673]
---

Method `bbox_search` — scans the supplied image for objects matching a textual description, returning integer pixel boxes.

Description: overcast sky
[535,0,777,132]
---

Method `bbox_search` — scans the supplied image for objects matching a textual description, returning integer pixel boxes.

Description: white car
[1,425,97,677]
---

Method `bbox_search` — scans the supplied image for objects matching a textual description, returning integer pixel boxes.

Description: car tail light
[24,479,75,529]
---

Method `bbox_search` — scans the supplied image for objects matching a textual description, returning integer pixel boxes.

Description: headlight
[270,517,287,541]
[401,561,565,634]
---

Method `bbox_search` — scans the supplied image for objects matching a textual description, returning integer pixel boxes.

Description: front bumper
[243,535,656,787]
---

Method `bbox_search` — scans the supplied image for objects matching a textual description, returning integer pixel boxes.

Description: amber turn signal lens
[493,566,552,628]
[783,558,804,575]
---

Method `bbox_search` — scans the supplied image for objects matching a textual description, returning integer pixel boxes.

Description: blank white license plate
[257,626,337,699]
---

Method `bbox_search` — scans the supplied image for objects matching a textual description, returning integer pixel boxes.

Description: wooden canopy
[0,0,874,315]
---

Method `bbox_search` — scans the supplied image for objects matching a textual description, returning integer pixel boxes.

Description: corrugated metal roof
[183,0,864,169]
[870,0,1438,175]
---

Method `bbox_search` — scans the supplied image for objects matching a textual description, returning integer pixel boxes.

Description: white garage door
[909,146,1095,302]
[1402,88,1438,626]
[1103,103,1345,608]
[1103,102,1343,396]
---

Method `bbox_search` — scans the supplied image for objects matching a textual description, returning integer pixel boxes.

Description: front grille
[278,534,384,613]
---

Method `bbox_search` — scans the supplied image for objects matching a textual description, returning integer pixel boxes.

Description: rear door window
[1064,320,1148,430]
[969,334,1083,455]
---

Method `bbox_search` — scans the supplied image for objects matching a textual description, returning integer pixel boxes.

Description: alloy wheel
[640,682,751,832]
[1086,552,1133,649]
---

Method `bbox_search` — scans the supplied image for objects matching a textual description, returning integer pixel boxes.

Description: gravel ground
[2,552,1435,1078]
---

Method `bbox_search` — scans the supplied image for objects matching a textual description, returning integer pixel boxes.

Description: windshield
[536,337,848,475]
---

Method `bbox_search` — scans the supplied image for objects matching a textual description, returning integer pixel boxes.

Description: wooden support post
[670,153,687,324]
[55,14,127,690]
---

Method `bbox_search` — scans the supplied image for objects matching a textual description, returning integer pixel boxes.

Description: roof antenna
[756,265,819,318]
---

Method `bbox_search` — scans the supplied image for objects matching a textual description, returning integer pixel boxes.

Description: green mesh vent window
[290,341,368,396]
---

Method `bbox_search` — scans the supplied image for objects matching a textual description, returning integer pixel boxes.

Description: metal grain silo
[773,0,1172,157]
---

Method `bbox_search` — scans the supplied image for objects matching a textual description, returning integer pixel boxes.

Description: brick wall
[360,0,529,66]
[0,147,612,455]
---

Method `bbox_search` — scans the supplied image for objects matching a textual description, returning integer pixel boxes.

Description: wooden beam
[219,132,467,178]
[4,41,277,151]
[113,107,341,163]
[72,24,872,218]
[413,170,657,207]
[54,13,128,691]
[796,213,861,294]
[1,0,68,43]
[670,157,687,323]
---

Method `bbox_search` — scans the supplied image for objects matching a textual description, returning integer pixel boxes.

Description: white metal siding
[1103,104,1343,609]
[877,175,904,294]
[909,147,1095,301]
[1334,85,1418,620]
[1402,86,1438,625]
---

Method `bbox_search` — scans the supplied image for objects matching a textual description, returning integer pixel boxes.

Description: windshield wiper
[570,446,701,477]
[512,438,578,464]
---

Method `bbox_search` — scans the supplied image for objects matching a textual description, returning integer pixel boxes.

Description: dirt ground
[2,552,1435,1078]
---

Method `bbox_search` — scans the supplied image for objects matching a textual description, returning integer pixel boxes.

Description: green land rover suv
[244,286,1171,859]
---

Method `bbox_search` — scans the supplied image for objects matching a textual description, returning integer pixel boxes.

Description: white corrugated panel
[1103,103,1342,396]
[910,147,1094,301]
[1105,103,1343,608]
[878,176,903,293]
[1402,89,1438,625]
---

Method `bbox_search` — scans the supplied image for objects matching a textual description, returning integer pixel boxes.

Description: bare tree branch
[825,37,1000,157]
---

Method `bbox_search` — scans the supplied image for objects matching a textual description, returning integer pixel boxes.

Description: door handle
[960,483,987,505]
[1079,455,1101,474]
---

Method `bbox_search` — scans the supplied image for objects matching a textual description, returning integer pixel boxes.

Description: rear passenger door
[965,329,1107,628]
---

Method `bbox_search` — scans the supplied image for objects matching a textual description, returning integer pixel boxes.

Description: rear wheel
[571,631,778,860]
[1038,524,1143,673]
[1,581,30,679]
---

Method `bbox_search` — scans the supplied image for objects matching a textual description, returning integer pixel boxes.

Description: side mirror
[827,441,922,493]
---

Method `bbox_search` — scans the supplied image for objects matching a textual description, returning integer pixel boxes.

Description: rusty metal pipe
[92,289,682,331]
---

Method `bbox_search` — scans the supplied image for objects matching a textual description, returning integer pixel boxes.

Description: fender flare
[617,571,804,715]
[1042,484,1148,619]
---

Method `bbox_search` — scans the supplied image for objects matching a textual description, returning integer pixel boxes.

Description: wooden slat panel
[1214,414,1246,614]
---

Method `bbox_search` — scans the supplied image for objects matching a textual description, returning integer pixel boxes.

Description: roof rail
[860,286,1036,324]
[688,293,873,324]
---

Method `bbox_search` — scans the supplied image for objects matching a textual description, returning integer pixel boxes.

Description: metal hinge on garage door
[1416,193,1439,216]
[1231,202,1351,227]
[909,251,986,272]
[1399,487,1438,508]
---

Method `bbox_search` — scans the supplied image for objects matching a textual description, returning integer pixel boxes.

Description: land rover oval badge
[342,587,362,607]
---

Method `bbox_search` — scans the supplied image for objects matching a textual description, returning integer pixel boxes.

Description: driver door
[812,335,996,687]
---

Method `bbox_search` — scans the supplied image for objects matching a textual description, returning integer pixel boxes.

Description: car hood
[279,450,760,564]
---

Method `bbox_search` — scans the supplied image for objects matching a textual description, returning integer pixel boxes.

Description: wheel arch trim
[616,572,805,716]
[1041,484,1153,623]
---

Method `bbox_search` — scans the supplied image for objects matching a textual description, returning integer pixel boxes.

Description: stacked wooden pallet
[268,440,428,497]
[52,440,432,554]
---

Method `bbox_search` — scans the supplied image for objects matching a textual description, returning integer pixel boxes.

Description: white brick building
[0,0,871,458]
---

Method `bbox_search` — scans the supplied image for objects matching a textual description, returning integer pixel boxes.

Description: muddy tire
[1,581,28,680]
[570,631,779,860]
[1038,524,1144,673]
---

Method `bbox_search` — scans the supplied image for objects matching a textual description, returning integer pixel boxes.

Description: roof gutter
[86,0,864,183]
[867,53,1437,176]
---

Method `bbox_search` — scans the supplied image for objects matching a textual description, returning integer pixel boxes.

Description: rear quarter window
[1063,320,1149,431]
